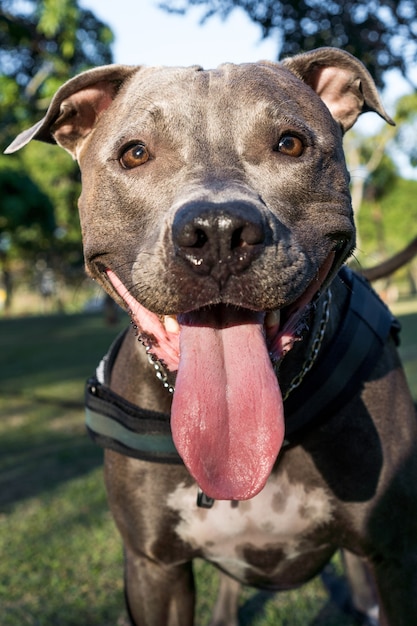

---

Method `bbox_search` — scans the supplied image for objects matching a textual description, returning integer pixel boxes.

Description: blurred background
[1,2,416,625]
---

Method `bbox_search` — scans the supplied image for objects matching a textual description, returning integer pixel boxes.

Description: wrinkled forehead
[112,63,334,132]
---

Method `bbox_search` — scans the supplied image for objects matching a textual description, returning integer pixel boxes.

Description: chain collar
[145,288,331,401]
[146,347,175,394]
[279,289,331,401]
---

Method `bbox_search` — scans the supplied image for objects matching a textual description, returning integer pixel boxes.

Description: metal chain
[146,347,175,394]
[281,289,332,401]
[145,288,332,400]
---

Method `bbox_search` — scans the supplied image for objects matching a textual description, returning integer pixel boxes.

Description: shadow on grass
[0,313,128,625]
[237,584,358,626]
[0,311,127,510]
[0,312,127,392]
[0,422,104,509]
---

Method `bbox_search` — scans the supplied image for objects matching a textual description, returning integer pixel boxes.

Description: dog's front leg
[124,548,195,626]
[209,572,240,626]
[103,448,196,626]
[343,551,379,624]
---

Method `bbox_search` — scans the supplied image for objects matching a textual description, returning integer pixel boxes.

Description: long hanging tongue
[171,307,285,501]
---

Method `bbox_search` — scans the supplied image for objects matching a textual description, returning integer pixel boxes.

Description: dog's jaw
[105,253,335,501]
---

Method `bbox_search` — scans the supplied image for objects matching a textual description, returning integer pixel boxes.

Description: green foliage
[18,143,84,270]
[0,0,114,283]
[344,92,417,269]
[0,0,114,144]
[0,167,55,258]
[364,152,398,201]
[0,144,83,273]
[161,0,417,88]
[358,177,417,257]
[393,93,417,167]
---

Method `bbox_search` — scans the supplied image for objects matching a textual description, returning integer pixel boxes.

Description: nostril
[235,223,265,248]
[175,223,208,248]
[231,227,245,250]
[193,228,208,249]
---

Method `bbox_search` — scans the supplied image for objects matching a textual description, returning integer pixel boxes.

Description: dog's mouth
[106,253,335,501]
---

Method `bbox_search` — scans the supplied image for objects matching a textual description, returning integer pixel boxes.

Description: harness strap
[86,325,181,462]
[85,379,181,463]
[284,266,400,440]
[85,267,400,461]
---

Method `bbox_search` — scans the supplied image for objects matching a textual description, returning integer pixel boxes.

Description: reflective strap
[86,408,179,457]
[85,378,182,464]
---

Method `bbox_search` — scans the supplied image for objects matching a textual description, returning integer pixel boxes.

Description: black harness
[85,266,400,462]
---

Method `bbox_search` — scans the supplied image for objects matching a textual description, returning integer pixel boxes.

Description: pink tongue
[171,308,285,501]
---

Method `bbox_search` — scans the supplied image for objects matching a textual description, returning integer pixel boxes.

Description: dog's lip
[105,268,180,370]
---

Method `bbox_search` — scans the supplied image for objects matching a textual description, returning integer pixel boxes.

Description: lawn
[0,303,416,626]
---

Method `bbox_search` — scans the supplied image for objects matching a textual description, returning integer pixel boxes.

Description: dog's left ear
[281,47,394,132]
[4,64,138,157]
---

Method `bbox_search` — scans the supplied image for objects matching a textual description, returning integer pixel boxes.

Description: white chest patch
[166,473,334,579]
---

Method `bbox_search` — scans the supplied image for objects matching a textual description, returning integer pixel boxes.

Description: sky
[79,0,279,68]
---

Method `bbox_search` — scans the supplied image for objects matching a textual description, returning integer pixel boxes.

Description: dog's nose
[172,201,266,280]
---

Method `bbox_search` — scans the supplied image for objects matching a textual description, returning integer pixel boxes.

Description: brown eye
[119,143,150,169]
[276,135,304,157]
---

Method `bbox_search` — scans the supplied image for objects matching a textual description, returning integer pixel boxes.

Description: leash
[85,266,400,463]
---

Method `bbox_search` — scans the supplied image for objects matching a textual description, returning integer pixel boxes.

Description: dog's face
[6,48,393,501]
[78,63,352,313]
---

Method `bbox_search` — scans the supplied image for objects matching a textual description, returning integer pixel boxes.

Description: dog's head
[6,48,393,501]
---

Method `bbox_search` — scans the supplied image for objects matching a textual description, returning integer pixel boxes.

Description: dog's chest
[167,472,334,582]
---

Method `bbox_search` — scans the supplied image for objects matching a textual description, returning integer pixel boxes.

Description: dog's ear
[4,65,137,158]
[281,47,394,132]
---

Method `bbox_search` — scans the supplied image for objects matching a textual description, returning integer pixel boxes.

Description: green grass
[0,304,416,625]
[0,313,128,626]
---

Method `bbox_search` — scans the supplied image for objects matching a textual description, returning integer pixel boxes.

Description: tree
[0,0,114,143]
[161,0,417,89]
[0,167,56,310]
[361,236,417,283]
[0,0,114,310]
[343,91,417,285]
[344,89,417,229]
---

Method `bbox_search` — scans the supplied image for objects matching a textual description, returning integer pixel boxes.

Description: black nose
[172,201,266,281]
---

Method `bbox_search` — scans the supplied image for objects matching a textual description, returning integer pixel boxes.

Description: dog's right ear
[281,48,394,132]
[4,65,137,159]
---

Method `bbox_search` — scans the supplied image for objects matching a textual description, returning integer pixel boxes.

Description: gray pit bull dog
[6,47,417,625]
